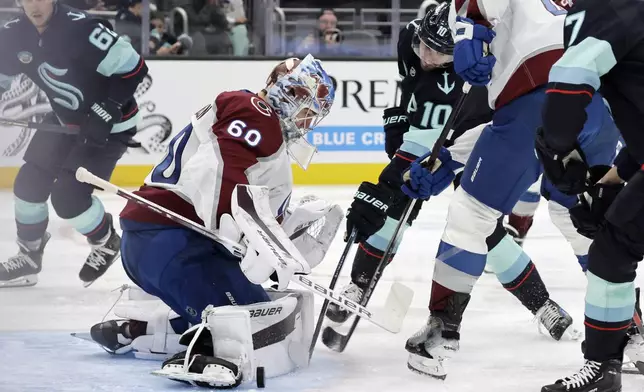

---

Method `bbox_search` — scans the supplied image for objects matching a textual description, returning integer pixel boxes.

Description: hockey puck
[256,366,265,388]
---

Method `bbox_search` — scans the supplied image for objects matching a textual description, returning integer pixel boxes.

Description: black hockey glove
[81,99,123,147]
[345,181,394,243]
[383,107,409,159]
[569,166,624,239]
[535,127,588,195]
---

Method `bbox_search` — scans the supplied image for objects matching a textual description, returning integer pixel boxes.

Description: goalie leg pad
[154,289,314,387]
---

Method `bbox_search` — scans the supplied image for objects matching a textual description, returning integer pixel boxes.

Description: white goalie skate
[405,316,460,380]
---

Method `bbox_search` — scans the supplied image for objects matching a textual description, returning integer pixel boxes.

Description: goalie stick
[322,82,473,352]
[75,168,412,334]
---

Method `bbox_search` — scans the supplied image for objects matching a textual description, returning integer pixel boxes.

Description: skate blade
[151,368,237,387]
[0,274,38,288]
[70,332,132,355]
[622,360,644,375]
[562,325,583,341]
[406,353,447,380]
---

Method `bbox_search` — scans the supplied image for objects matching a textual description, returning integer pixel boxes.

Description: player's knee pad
[112,286,185,359]
[13,162,55,202]
[548,200,592,257]
[443,187,502,254]
[50,173,94,219]
[160,289,314,387]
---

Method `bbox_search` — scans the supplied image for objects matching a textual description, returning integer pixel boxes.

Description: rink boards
[0,59,403,188]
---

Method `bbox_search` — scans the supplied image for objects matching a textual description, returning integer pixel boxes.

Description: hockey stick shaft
[75,167,247,258]
[326,83,474,350]
[309,228,358,358]
[0,117,80,135]
[77,167,403,333]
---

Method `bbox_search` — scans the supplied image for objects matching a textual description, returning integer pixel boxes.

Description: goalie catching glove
[223,185,343,290]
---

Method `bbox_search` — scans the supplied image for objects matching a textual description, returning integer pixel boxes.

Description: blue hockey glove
[453,17,496,86]
[401,148,462,200]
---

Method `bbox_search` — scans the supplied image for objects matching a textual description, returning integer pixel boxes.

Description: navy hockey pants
[120,219,270,325]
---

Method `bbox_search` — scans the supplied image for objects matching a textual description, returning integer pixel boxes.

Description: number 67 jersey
[120,90,293,231]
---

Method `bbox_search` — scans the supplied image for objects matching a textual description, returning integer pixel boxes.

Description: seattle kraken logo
[37,63,84,110]
[437,71,455,95]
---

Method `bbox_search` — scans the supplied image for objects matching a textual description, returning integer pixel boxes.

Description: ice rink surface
[0,186,642,392]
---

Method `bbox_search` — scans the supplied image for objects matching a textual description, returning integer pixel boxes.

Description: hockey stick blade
[309,229,357,359]
[321,281,414,350]
[293,276,411,333]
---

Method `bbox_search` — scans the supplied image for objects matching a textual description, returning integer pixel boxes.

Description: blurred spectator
[115,0,189,55]
[294,8,343,55]
[169,0,231,55]
[114,0,146,52]
[150,11,193,55]
[221,0,249,56]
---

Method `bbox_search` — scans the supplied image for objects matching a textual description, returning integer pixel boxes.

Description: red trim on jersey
[546,88,594,98]
[121,58,145,79]
[495,49,564,109]
[122,105,138,120]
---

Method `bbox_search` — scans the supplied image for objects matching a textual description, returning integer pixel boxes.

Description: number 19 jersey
[120,90,293,231]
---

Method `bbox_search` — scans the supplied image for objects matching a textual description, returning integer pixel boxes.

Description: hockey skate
[325,282,364,324]
[0,232,50,288]
[78,214,121,287]
[536,299,582,341]
[85,319,145,355]
[541,360,622,392]
[405,314,460,380]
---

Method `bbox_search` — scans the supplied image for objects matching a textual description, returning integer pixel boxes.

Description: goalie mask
[264,54,335,170]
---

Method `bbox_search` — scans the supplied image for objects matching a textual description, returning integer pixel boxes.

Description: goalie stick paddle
[77,168,411,334]
[308,228,358,359]
[322,83,473,353]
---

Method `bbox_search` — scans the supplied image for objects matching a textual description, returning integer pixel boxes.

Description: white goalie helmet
[264,54,335,169]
